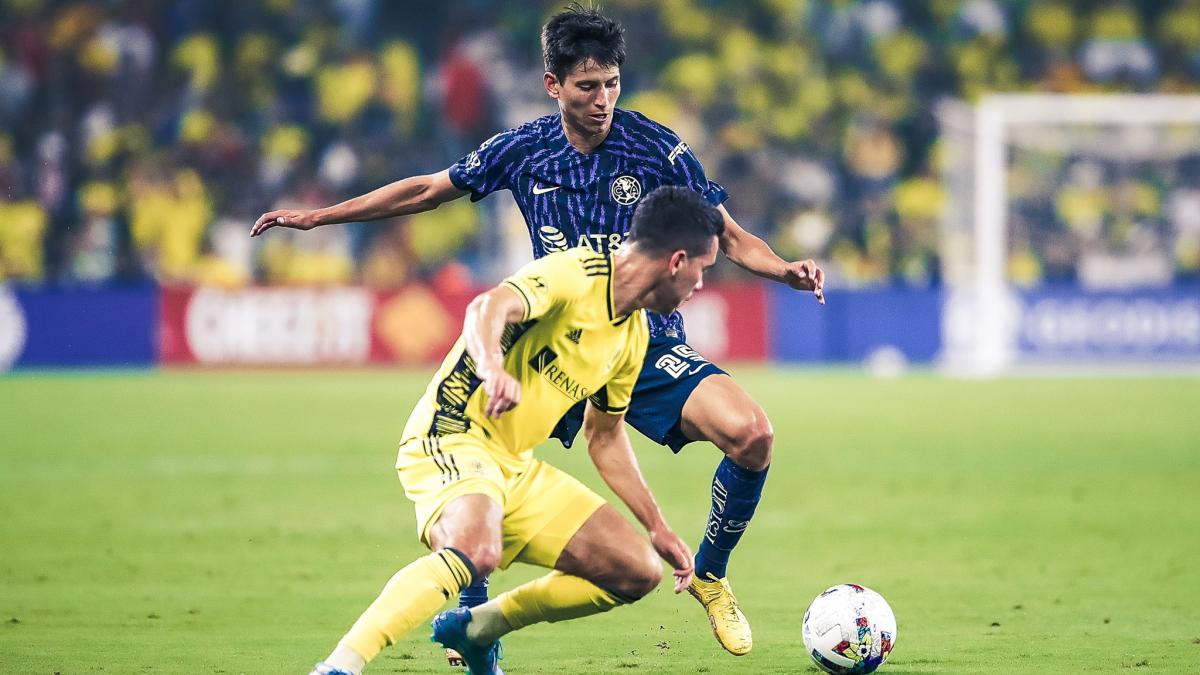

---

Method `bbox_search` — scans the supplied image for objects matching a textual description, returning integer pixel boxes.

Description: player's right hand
[250,209,320,237]
[783,258,826,305]
[649,526,694,593]
[479,365,521,418]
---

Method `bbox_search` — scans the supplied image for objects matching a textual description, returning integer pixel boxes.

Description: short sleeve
[499,252,590,322]
[448,128,525,202]
[663,133,728,206]
[588,317,648,415]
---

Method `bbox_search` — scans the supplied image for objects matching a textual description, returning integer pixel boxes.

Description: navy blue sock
[458,575,489,609]
[695,457,769,579]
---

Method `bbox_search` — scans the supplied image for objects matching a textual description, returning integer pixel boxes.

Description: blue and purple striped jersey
[447,107,727,339]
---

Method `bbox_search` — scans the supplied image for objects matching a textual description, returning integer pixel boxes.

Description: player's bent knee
[441,541,500,579]
[727,416,774,471]
[616,548,663,600]
[466,544,501,578]
[634,563,664,599]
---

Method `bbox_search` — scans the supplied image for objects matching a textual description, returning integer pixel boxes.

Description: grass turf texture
[1,369,1198,674]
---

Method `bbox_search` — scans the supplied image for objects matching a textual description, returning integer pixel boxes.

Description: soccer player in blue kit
[253,6,824,658]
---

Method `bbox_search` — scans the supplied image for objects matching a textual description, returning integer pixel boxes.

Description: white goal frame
[939,94,1200,376]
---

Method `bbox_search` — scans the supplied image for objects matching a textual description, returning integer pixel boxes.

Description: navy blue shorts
[550,334,727,453]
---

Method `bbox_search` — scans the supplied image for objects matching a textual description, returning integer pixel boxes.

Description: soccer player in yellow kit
[309,186,724,675]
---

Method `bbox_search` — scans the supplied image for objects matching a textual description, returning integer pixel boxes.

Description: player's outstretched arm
[250,169,467,236]
[583,403,694,592]
[716,204,826,304]
[462,285,527,418]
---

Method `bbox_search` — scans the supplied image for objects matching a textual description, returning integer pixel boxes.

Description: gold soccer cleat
[686,573,752,656]
[445,647,464,668]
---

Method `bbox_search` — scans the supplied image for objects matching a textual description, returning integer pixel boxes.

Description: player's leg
[508,504,662,631]
[619,336,768,655]
[315,494,500,675]
[677,372,771,656]
[313,437,506,675]
[446,503,494,668]
[680,372,773,576]
[433,461,660,650]
[458,504,661,645]
[447,575,489,666]
[446,400,588,666]
[442,400,592,665]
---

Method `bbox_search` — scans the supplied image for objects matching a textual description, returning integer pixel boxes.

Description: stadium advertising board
[158,283,765,367]
[1016,286,1200,361]
[1,285,158,369]
[0,286,26,370]
[161,287,375,365]
[677,283,767,362]
[2,283,938,369]
[160,285,478,366]
[771,286,942,363]
[370,286,478,363]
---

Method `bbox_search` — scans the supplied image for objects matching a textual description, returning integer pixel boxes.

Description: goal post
[938,94,1200,376]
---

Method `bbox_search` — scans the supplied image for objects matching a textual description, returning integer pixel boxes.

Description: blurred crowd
[1,0,1199,290]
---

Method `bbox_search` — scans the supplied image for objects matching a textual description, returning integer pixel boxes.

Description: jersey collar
[530,110,636,182]
[605,252,635,326]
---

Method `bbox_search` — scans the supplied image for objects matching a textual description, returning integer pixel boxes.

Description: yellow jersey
[400,247,649,472]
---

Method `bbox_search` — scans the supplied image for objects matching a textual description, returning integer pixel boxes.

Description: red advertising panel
[369,286,477,364]
[160,286,376,365]
[160,282,767,366]
[159,287,193,363]
[678,283,767,362]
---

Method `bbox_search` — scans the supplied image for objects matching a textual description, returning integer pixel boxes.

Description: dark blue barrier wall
[1016,284,1200,360]
[11,286,158,367]
[771,286,943,363]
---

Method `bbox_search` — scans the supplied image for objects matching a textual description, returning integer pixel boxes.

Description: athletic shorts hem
[412,476,506,551]
[505,486,604,569]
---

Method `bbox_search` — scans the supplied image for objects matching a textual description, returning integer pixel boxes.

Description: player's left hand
[649,526,694,593]
[783,259,825,305]
[479,362,521,418]
[250,209,320,237]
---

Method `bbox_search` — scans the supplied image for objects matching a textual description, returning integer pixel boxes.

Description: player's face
[654,237,718,314]
[545,59,621,138]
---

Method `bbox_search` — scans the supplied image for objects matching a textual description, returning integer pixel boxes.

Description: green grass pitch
[2,369,1199,674]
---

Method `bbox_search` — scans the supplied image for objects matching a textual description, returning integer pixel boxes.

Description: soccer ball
[801,584,897,674]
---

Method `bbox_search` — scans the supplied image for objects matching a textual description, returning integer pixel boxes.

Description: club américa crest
[611,175,642,205]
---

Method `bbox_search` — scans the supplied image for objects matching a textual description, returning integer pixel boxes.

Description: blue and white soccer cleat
[308,662,355,675]
[431,608,503,675]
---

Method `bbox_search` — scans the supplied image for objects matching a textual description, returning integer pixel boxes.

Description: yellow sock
[339,549,473,663]
[496,571,633,630]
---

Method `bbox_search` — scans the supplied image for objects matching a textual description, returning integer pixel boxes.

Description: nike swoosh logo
[532,183,561,195]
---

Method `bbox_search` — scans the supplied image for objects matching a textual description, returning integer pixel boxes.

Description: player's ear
[668,250,688,276]
[544,72,560,99]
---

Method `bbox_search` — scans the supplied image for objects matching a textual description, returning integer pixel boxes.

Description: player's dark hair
[627,186,724,257]
[541,4,626,81]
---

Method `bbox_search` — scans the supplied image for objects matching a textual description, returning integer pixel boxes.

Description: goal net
[938,94,1200,376]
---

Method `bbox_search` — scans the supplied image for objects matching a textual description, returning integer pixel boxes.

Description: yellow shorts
[396,434,605,570]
